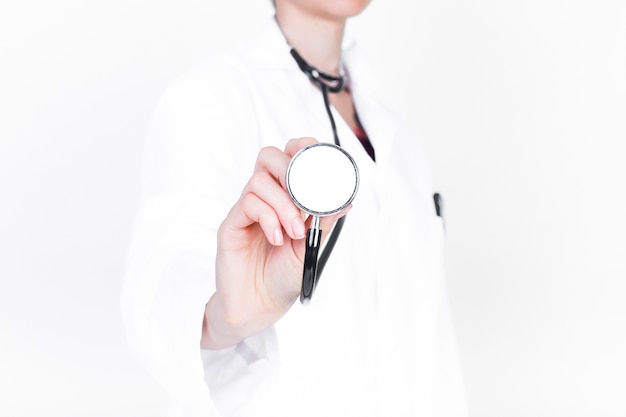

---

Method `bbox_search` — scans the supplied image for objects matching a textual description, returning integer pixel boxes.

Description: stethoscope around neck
[286,48,360,304]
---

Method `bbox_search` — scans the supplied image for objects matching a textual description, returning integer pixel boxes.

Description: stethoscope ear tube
[300,223,322,304]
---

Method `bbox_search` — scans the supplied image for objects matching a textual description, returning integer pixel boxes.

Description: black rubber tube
[300,227,322,304]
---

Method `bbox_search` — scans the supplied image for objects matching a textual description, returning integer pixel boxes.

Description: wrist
[201,295,246,349]
[201,292,293,350]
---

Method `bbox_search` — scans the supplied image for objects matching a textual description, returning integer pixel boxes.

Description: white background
[1,0,625,416]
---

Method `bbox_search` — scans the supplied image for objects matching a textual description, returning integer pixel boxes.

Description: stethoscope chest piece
[285,143,359,303]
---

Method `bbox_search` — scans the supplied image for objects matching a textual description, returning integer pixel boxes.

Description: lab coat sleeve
[120,59,269,416]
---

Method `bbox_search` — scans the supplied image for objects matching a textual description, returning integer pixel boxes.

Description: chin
[332,0,372,17]
[282,0,372,20]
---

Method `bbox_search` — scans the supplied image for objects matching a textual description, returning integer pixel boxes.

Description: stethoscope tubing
[288,47,356,304]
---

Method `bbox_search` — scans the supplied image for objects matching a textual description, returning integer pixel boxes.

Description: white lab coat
[121,18,467,417]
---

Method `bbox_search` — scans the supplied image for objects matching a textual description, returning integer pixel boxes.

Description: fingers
[230,193,285,246]
[253,146,291,190]
[228,138,320,245]
[284,137,318,158]
[253,137,318,189]
[243,171,306,241]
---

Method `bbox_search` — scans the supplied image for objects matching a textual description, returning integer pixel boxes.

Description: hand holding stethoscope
[202,48,360,349]
[202,137,354,349]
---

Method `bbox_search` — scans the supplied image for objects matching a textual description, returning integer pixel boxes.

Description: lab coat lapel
[343,46,398,168]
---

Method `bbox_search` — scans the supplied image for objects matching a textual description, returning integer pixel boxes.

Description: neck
[275,4,346,76]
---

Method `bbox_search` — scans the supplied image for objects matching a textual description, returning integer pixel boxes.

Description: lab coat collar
[242,16,357,72]
[240,16,395,164]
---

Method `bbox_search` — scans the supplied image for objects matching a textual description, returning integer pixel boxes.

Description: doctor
[122,0,467,416]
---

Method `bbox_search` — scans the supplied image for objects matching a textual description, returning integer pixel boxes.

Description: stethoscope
[286,48,360,304]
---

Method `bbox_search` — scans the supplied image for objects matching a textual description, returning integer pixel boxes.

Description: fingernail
[273,227,284,246]
[292,217,306,239]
